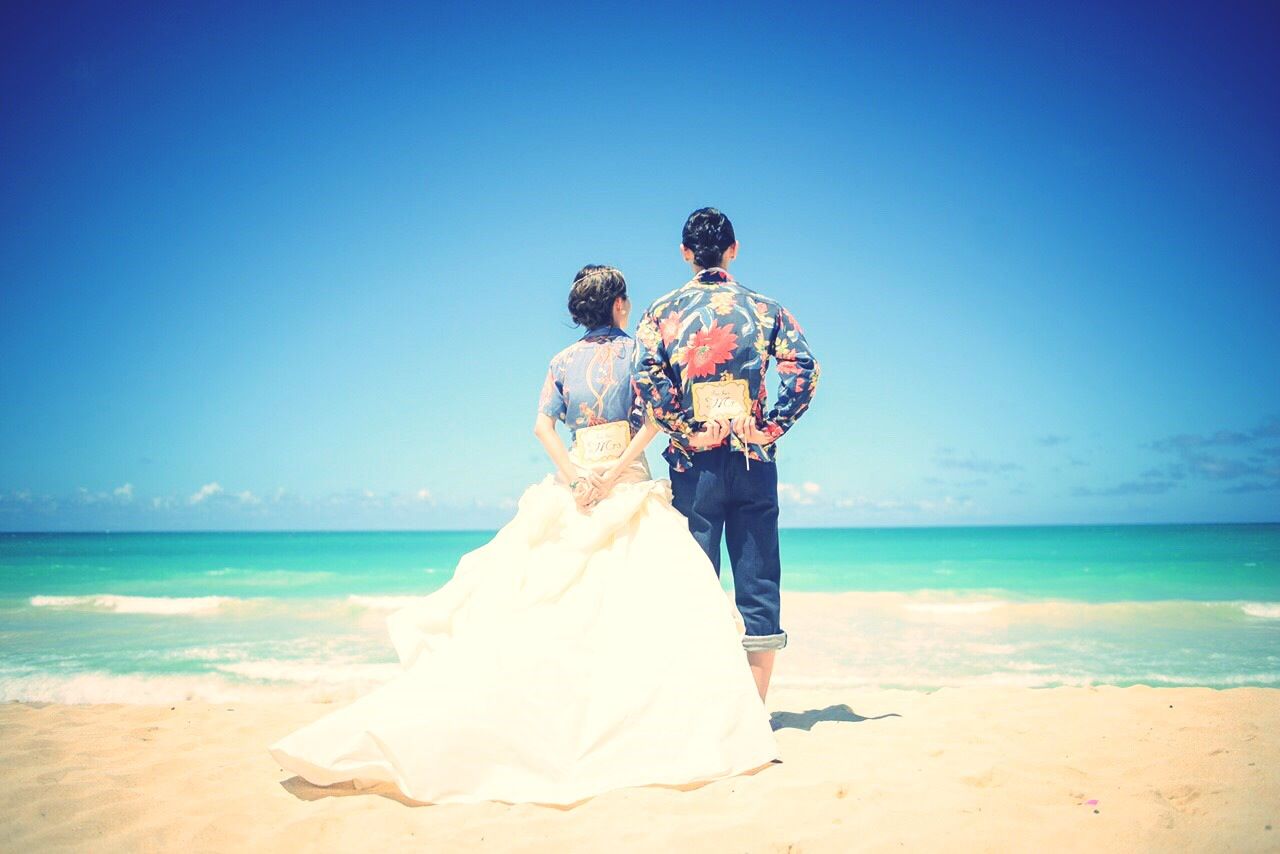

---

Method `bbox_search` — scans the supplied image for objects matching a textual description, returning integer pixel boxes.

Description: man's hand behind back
[730,415,777,446]
[688,419,731,450]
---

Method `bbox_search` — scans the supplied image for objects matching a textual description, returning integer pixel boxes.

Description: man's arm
[631,310,696,455]
[760,305,819,440]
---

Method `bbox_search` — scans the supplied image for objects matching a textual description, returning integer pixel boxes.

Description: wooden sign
[572,421,631,463]
[691,379,751,422]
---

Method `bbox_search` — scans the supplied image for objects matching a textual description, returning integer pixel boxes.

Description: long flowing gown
[267,457,779,806]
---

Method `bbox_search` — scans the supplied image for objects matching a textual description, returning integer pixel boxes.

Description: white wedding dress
[268,457,779,805]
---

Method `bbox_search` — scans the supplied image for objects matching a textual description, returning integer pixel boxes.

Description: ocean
[2,525,1277,703]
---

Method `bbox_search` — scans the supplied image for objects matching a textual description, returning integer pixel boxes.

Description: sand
[1,685,1276,852]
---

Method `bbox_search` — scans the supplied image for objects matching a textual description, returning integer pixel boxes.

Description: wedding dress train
[268,459,779,805]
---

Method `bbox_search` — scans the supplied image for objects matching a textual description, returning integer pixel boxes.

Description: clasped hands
[569,467,622,511]
[688,416,776,450]
[568,416,775,511]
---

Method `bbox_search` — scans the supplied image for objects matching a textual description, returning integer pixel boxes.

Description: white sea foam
[156,645,253,662]
[902,599,1008,615]
[214,659,401,684]
[780,591,1280,627]
[0,670,385,705]
[5,661,1271,705]
[11,589,1277,704]
[962,642,1023,656]
[774,670,1280,690]
[1099,671,1280,686]
[201,567,339,585]
[28,594,234,615]
[345,594,428,611]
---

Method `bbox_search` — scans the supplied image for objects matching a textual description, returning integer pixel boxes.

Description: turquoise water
[2,525,1277,702]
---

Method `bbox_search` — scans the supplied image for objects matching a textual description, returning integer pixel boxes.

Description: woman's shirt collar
[581,324,627,339]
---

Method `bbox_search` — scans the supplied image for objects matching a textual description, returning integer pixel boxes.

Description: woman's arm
[593,421,661,498]
[533,413,598,507]
[612,421,659,473]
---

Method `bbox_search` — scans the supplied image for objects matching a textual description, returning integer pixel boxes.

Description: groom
[632,207,819,701]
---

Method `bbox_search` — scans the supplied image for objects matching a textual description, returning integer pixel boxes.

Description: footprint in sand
[1155,783,1202,814]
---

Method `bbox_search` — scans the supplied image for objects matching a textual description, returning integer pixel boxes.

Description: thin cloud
[836,496,907,511]
[1072,480,1176,497]
[71,484,138,505]
[779,482,822,506]
[189,482,223,504]
[934,447,1022,474]
[1148,419,1280,483]
[1099,417,1280,495]
[835,494,972,513]
[1222,481,1280,494]
[0,490,57,516]
[1180,453,1265,481]
[1035,434,1070,447]
[915,495,973,512]
[1148,417,1280,453]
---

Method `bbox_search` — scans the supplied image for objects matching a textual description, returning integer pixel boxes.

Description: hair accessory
[573,266,621,284]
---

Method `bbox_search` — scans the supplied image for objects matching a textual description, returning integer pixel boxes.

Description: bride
[268,265,778,806]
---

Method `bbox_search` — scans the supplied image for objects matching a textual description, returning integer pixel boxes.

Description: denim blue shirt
[632,268,820,472]
[537,326,645,441]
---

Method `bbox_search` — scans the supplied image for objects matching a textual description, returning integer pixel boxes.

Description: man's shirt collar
[693,267,734,284]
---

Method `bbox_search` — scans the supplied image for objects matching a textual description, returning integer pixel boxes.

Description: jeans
[669,445,787,652]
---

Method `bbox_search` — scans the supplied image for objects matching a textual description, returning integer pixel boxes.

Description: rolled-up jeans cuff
[742,630,787,652]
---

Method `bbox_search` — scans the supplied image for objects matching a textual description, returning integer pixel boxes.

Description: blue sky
[1,1,1277,531]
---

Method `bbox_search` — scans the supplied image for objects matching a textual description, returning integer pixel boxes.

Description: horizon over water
[2,523,1277,704]
[15,520,1279,532]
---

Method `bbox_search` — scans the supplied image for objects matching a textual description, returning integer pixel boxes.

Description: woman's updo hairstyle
[681,207,736,268]
[568,264,628,329]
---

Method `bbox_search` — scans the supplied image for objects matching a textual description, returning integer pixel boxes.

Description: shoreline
[3,589,1278,704]
[3,685,1276,851]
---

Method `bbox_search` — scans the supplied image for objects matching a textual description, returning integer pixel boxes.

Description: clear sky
[2,1,1278,531]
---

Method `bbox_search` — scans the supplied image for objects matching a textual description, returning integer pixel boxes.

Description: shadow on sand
[769,703,901,732]
[279,761,778,810]
[276,710,888,806]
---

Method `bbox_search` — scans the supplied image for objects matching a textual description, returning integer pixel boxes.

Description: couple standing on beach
[269,208,821,806]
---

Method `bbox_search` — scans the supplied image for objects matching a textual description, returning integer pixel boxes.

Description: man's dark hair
[568,264,627,328]
[681,207,736,268]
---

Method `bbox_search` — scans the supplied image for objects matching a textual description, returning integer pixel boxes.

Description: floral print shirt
[538,326,646,441]
[632,268,819,472]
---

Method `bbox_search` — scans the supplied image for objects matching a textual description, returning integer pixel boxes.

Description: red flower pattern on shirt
[684,320,739,378]
[659,311,682,347]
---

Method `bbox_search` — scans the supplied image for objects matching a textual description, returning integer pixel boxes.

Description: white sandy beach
[2,684,1276,852]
